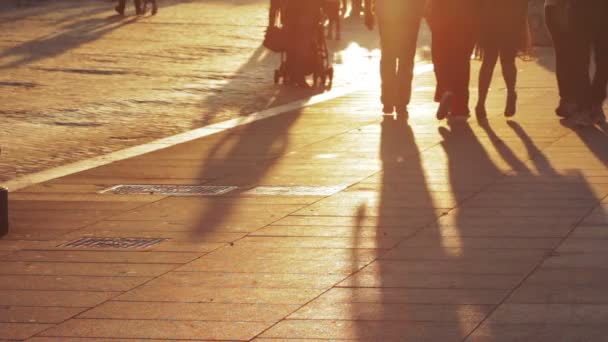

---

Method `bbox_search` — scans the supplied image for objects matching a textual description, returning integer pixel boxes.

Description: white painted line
[1,63,433,192]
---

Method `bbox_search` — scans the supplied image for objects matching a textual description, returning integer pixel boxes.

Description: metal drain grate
[244,185,347,196]
[100,185,238,196]
[60,237,167,249]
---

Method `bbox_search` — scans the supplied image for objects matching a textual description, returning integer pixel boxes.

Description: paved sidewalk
[1,57,608,341]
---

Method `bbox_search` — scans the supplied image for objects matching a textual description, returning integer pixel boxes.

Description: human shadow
[190,105,303,240]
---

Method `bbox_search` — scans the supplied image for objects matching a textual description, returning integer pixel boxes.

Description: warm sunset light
[1,0,607,341]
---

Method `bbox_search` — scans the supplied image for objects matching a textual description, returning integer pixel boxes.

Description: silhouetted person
[269,0,284,27]
[324,0,341,40]
[352,0,363,16]
[570,0,608,124]
[115,0,141,15]
[545,0,578,118]
[364,0,426,117]
[142,0,157,15]
[428,0,481,122]
[476,0,529,119]
[283,0,323,87]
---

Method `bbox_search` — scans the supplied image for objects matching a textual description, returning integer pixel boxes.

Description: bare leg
[476,47,499,118]
[500,48,518,116]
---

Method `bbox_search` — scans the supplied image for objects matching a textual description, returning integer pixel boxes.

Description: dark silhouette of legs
[476,47,499,118]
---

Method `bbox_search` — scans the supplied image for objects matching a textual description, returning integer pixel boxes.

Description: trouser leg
[395,15,422,108]
[545,6,579,104]
[591,6,608,106]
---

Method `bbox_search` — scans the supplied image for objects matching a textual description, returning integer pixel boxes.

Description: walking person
[545,0,579,118]
[475,0,530,120]
[268,0,284,27]
[364,0,426,118]
[324,0,341,40]
[428,0,481,122]
[115,0,142,15]
[570,0,608,124]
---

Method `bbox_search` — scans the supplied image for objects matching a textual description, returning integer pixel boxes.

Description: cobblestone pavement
[2,0,431,182]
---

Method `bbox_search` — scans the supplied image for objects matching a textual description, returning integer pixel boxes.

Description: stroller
[271,5,334,89]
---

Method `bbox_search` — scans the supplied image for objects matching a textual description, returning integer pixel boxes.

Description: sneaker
[436,92,452,120]
[556,102,577,118]
[591,105,606,124]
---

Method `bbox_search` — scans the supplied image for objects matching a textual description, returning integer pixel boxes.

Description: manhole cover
[60,237,167,249]
[244,185,347,196]
[100,185,238,196]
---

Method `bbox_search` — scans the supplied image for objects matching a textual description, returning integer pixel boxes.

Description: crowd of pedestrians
[269,0,607,126]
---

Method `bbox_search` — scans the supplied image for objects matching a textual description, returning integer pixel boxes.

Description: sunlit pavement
[3,1,608,341]
[0,0,387,182]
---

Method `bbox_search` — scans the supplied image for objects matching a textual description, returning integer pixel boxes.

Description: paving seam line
[0,63,433,193]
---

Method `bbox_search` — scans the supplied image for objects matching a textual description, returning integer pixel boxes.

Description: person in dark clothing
[545,0,579,119]
[476,0,529,119]
[282,0,323,87]
[364,0,426,118]
[115,0,142,15]
[428,0,481,122]
[570,0,608,124]
[269,0,284,27]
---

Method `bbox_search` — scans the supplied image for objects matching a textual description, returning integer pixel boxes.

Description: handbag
[263,26,287,53]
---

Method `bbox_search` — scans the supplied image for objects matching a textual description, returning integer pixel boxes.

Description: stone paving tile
[398,236,561,249]
[201,246,379,262]
[9,200,145,212]
[0,250,202,264]
[27,339,211,342]
[293,205,447,218]
[0,261,177,277]
[275,215,433,228]
[178,256,369,275]
[40,319,269,340]
[80,301,298,322]
[260,320,474,341]
[315,288,508,305]
[417,225,573,238]
[0,290,119,307]
[60,229,246,243]
[487,304,608,324]
[0,275,151,292]
[354,260,537,275]
[557,239,608,253]
[380,247,549,261]
[0,306,85,324]
[0,322,53,340]
[116,286,325,304]
[251,225,419,238]
[234,236,399,249]
[570,225,608,238]
[2,229,74,241]
[444,207,590,218]
[143,271,345,289]
[288,301,493,322]
[466,323,608,342]
[435,215,581,228]
[338,271,524,290]
[541,253,608,269]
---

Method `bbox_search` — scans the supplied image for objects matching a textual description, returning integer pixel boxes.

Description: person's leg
[395,8,423,114]
[476,47,499,117]
[545,5,578,116]
[134,0,142,14]
[115,0,126,15]
[269,0,279,27]
[590,4,608,118]
[450,25,475,118]
[500,48,518,116]
[430,21,453,119]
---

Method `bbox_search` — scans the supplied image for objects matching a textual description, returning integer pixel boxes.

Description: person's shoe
[556,101,577,118]
[436,92,452,120]
[475,104,487,121]
[505,91,517,117]
[591,105,606,124]
[151,5,158,15]
[115,5,125,15]
[569,110,593,127]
